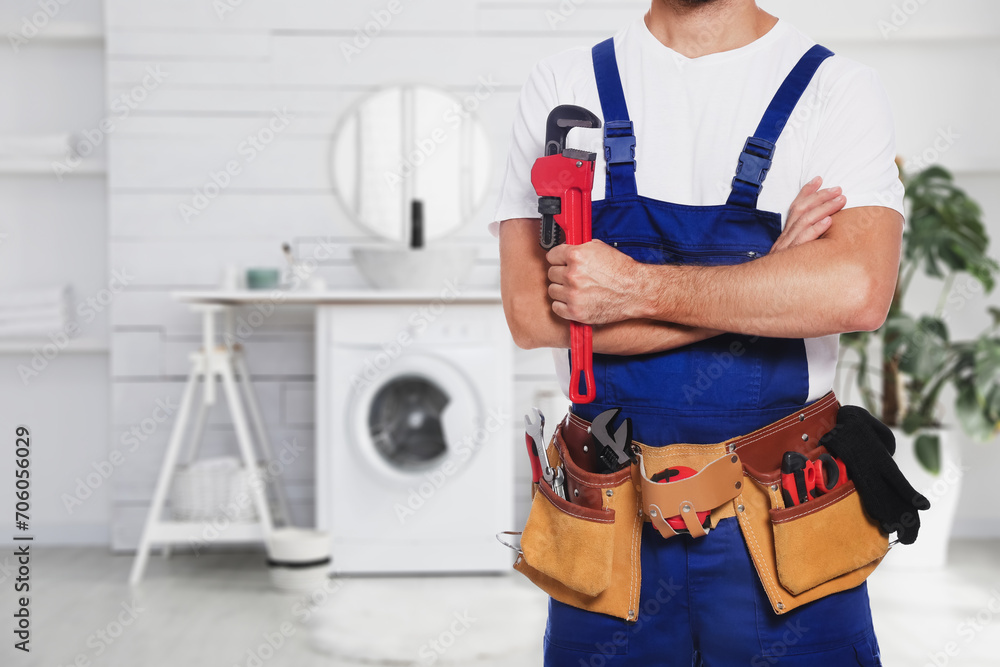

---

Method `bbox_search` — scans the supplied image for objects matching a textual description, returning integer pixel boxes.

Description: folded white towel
[0,304,68,322]
[0,317,68,338]
[0,135,72,157]
[0,285,70,310]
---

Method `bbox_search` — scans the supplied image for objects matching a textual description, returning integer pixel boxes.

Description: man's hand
[772,176,846,253]
[546,240,642,325]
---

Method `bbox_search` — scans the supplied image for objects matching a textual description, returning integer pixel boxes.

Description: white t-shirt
[493,17,904,403]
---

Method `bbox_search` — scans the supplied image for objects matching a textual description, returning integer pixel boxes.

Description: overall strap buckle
[729,137,776,208]
[603,120,637,172]
[732,137,775,190]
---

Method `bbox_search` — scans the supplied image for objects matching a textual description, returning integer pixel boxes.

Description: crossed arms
[499,179,903,355]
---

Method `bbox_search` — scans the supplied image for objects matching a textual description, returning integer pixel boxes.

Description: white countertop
[172,288,503,305]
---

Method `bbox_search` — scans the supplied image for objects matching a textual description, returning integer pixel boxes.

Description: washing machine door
[349,353,481,482]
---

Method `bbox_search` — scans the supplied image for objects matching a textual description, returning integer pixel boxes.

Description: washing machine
[316,296,514,573]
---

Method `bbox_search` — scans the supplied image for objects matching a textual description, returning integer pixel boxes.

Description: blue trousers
[543,518,882,666]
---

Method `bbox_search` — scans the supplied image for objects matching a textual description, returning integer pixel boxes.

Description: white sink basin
[351,244,478,291]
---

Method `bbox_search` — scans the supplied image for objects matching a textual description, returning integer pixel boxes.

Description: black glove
[818,405,931,545]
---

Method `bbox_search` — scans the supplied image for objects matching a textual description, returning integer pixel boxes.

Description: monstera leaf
[904,166,997,290]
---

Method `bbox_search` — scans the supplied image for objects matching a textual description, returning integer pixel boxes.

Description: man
[494,1,905,664]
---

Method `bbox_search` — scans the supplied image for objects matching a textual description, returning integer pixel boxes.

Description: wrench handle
[566,187,595,404]
[525,433,542,484]
[569,322,595,403]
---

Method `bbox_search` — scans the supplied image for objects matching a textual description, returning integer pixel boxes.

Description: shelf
[144,521,265,543]
[0,337,108,354]
[0,158,106,176]
[2,22,104,44]
[173,288,503,306]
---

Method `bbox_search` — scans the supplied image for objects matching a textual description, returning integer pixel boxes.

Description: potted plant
[839,164,1000,567]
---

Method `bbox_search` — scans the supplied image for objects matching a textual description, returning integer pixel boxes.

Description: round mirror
[331,85,492,242]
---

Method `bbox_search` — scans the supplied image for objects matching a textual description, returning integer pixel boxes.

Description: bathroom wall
[2,0,990,547]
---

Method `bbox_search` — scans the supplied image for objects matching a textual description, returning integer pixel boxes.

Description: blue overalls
[544,39,883,666]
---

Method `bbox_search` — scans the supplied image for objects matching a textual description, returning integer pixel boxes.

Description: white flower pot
[881,428,963,570]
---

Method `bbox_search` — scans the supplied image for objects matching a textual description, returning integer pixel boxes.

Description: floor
[3,541,998,667]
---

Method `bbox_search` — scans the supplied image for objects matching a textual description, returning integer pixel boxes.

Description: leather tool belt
[510,392,890,622]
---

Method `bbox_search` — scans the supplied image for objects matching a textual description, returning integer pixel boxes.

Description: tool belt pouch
[735,442,889,615]
[514,418,642,622]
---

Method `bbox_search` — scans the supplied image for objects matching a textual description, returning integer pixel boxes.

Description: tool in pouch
[495,408,569,554]
[591,407,738,539]
[524,408,566,499]
[531,105,601,404]
[780,450,849,507]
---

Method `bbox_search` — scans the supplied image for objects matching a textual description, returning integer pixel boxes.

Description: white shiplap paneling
[105,0,1000,548]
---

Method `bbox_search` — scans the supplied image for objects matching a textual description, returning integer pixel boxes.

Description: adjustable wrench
[589,407,636,474]
[525,408,566,499]
[531,105,602,404]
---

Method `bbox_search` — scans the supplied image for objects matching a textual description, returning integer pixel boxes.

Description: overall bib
[543,39,883,666]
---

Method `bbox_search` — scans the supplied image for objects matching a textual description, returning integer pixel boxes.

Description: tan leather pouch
[735,450,889,614]
[770,480,887,595]
[519,481,615,597]
[514,422,643,622]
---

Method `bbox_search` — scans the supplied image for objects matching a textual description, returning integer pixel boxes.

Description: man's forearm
[630,207,903,338]
[594,320,720,356]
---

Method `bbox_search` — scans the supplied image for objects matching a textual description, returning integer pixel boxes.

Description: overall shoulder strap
[727,45,835,209]
[592,38,638,198]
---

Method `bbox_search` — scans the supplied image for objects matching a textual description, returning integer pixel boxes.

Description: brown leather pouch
[735,441,889,614]
[514,417,642,622]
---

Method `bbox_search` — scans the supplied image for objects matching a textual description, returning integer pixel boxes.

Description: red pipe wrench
[531,105,602,404]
